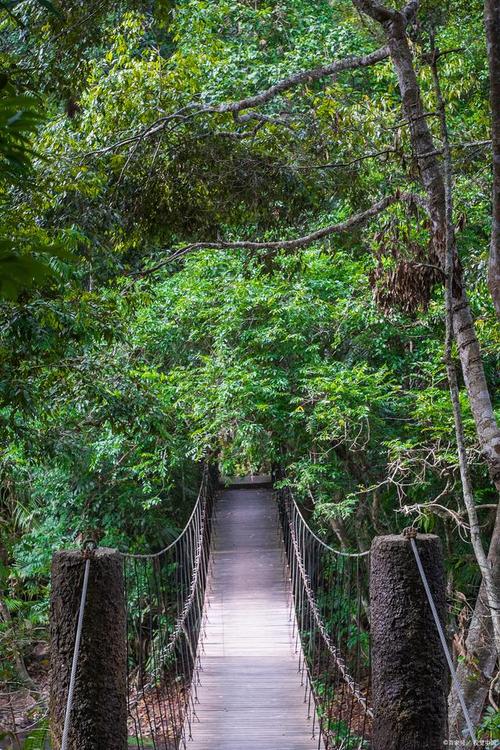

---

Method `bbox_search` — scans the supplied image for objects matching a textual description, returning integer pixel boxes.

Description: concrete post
[49,548,127,750]
[370,534,448,750]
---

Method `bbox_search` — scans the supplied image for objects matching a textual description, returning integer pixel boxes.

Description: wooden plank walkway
[188,484,322,750]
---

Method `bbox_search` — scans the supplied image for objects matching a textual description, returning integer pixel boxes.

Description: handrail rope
[410,538,477,746]
[131,530,207,702]
[122,468,209,559]
[128,476,212,701]
[61,556,91,750]
[286,507,373,717]
[57,470,213,747]
[287,488,370,558]
[160,495,209,659]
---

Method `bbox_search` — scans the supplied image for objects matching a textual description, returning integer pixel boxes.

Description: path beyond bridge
[188,481,321,750]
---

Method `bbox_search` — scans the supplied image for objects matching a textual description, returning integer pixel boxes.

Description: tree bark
[431,40,500,656]
[448,502,500,738]
[485,0,500,318]
[50,548,127,750]
[351,4,500,495]
[353,0,500,718]
[452,289,500,491]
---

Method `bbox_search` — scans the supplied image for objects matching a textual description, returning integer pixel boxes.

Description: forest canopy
[0,0,499,744]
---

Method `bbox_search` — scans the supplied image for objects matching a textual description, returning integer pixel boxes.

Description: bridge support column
[370,534,448,750]
[49,547,127,750]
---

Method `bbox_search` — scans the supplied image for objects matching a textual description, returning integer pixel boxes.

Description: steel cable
[123,466,216,749]
[277,483,372,749]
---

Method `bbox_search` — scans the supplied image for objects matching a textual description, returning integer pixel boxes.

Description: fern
[22,723,48,750]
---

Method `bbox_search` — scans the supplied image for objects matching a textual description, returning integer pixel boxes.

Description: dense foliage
[0,0,498,743]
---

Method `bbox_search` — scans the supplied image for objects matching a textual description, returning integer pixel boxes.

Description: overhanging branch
[131,191,427,279]
[352,0,419,25]
[88,46,389,156]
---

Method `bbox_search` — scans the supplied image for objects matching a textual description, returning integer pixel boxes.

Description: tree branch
[131,191,426,279]
[352,0,419,27]
[234,110,294,129]
[216,45,389,113]
[352,0,397,24]
[87,46,389,156]
[299,147,398,169]
[298,140,492,171]
[402,0,420,24]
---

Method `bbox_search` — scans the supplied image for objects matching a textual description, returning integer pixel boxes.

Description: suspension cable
[410,537,477,746]
[277,483,372,750]
[61,551,92,750]
[124,466,216,749]
[122,472,208,560]
[286,488,370,557]
[286,506,373,717]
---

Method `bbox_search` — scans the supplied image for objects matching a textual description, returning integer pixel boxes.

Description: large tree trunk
[352,0,500,715]
[485,0,500,318]
[362,7,500,493]
[452,286,500,490]
[351,4,500,491]
[448,502,500,738]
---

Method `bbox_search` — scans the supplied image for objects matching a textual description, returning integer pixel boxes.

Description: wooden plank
[188,485,323,750]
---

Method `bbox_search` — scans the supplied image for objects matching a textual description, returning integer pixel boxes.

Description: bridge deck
[188,484,321,750]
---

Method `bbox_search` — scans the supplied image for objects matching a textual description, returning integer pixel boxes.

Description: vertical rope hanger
[57,473,480,750]
[122,466,216,750]
[277,483,372,750]
[58,469,215,750]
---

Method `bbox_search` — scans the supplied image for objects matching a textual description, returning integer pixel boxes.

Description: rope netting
[122,466,217,750]
[276,484,373,750]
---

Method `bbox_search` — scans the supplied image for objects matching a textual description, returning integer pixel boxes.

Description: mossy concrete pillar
[370,534,448,750]
[50,548,127,750]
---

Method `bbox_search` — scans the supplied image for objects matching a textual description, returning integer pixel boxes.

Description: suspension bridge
[49,467,476,750]
[187,481,323,749]
[120,470,371,750]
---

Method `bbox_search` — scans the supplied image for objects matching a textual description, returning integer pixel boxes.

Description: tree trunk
[452,286,500,491]
[380,11,500,493]
[448,502,500,737]
[50,548,127,750]
[431,40,500,655]
[352,0,500,713]
[485,0,500,318]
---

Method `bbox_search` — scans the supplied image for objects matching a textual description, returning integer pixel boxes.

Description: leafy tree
[0,0,498,741]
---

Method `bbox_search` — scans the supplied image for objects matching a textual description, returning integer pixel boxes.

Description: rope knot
[402,526,418,540]
[82,538,98,559]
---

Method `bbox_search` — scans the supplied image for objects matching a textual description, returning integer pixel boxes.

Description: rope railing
[276,483,372,750]
[52,468,480,750]
[122,465,217,749]
[409,535,477,747]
